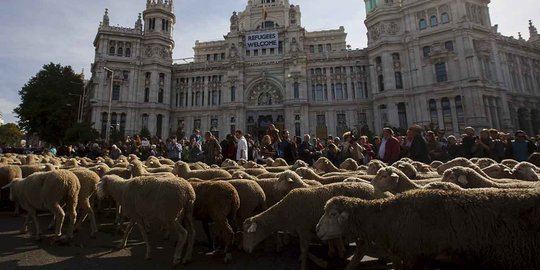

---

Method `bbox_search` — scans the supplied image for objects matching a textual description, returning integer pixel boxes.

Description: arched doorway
[245,79,284,140]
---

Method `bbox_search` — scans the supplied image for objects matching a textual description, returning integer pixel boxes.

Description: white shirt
[378,138,387,160]
[236,136,248,161]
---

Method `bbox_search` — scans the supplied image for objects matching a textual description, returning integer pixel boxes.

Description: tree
[63,122,100,145]
[139,127,151,139]
[0,123,24,147]
[14,63,83,145]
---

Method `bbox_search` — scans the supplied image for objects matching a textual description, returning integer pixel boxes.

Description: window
[125,43,131,57]
[423,46,431,57]
[142,114,149,129]
[441,12,450,23]
[335,83,344,100]
[230,86,236,102]
[293,82,300,99]
[212,90,218,105]
[123,70,129,80]
[455,96,465,131]
[326,44,332,52]
[314,84,324,101]
[430,15,438,27]
[145,72,151,85]
[435,62,448,82]
[246,50,250,56]
[379,105,388,127]
[101,112,108,137]
[316,114,326,127]
[318,44,323,53]
[441,98,453,131]
[159,73,165,86]
[397,103,408,129]
[117,42,123,56]
[111,113,118,129]
[378,75,385,92]
[112,85,120,101]
[429,99,438,126]
[195,92,201,106]
[254,50,259,56]
[109,41,115,55]
[179,92,184,107]
[162,19,166,31]
[158,88,164,103]
[445,41,454,52]
[156,114,163,138]
[295,123,301,137]
[395,72,403,89]
[419,19,427,30]
[120,113,126,132]
[144,88,150,103]
[194,119,201,130]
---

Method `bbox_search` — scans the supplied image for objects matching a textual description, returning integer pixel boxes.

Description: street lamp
[103,67,114,143]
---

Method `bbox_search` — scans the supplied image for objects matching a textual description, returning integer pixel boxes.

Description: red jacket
[383,136,401,164]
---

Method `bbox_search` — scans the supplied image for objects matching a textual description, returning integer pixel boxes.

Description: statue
[230,11,239,32]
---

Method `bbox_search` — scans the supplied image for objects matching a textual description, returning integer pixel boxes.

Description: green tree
[63,122,100,145]
[139,127,151,139]
[0,123,24,147]
[14,63,83,145]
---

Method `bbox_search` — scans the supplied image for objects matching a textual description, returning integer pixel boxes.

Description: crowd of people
[6,124,539,167]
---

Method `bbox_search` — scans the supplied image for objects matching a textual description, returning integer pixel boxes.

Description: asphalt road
[0,210,391,270]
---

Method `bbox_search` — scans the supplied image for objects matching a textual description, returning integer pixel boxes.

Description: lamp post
[103,67,114,143]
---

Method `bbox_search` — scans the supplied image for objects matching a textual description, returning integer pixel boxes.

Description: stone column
[436,98,444,129]
[449,98,459,134]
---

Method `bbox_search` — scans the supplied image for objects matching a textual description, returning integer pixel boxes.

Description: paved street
[0,211,390,270]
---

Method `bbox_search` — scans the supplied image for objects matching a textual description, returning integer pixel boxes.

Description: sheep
[512,162,540,182]
[94,164,132,179]
[475,157,497,169]
[430,160,443,169]
[295,167,351,185]
[372,166,422,195]
[316,189,540,270]
[501,159,519,168]
[392,161,417,179]
[0,165,23,214]
[441,166,536,189]
[240,160,259,168]
[291,160,309,170]
[313,157,343,173]
[274,170,323,197]
[366,159,386,175]
[529,152,540,167]
[339,158,360,171]
[2,170,80,241]
[97,175,196,265]
[226,179,267,228]
[127,154,139,162]
[243,182,388,270]
[189,180,240,263]
[173,161,232,180]
[265,158,289,167]
[68,168,100,237]
[60,158,80,169]
[482,163,515,179]
[231,171,259,181]
[129,160,174,177]
[19,164,56,178]
[145,156,163,168]
[191,162,211,170]
[95,175,130,227]
[221,159,240,168]
[436,157,491,178]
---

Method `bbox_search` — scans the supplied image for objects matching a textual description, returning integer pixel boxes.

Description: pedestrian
[167,136,182,162]
[235,130,248,161]
[277,129,294,164]
[408,125,430,163]
[506,130,535,162]
[202,131,223,165]
[298,134,316,165]
[379,128,400,164]
[188,136,202,163]
[461,127,476,158]
[110,144,122,160]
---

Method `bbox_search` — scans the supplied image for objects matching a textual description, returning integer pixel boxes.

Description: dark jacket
[409,134,431,164]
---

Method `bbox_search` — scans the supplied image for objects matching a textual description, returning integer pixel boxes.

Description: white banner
[246,32,279,50]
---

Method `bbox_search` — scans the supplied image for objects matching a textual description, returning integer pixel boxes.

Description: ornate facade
[88,0,540,140]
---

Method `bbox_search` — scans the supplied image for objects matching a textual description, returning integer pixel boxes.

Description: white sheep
[173,161,232,180]
[97,175,196,265]
[2,170,80,241]
[68,168,100,238]
[442,166,536,189]
[512,162,540,182]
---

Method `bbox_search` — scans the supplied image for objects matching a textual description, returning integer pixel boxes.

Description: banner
[246,32,279,50]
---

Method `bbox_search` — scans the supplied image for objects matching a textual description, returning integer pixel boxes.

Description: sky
[0,0,539,124]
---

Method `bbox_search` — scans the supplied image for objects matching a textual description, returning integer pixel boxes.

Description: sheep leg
[28,210,42,241]
[136,222,152,260]
[328,237,346,259]
[47,216,56,231]
[118,220,135,249]
[20,214,30,234]
[220,221,234,263]
[65,201,77,239]
[202,222,214,250]
[75,198,97,238]
[182,202,196,264]
[172,220,187,265]
[51,203,66,238]
[346,240,368,270]
[13,202,20,216]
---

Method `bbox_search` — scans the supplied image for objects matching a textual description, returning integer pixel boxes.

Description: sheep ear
[1,183,12,190]
[41,165,46,169]
[247,222,257,233]
[287,178,294,183]
[397,164,404,169]
[504,168,514,175]
[390,173,399,184]
[338,211,349,225]
[457,175,468,185]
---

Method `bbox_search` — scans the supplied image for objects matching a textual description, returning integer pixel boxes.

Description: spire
[135,13,143,30]
[529,20,538,36]
[102,8,110,26]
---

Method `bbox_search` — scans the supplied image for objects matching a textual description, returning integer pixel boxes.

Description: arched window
[230,86,236,102]
[397,103,408,129]
[429,99,438,126]
[293,82,300,99]
[379,104,388,127]
[111,113,118,130]
[158,88,164,103]
[142,114,149,130]
[430,16,438,27]
[156,114,163,138]
[314,84,324,101]
[441,98,453,131]
[419,19,427,30]
[441,13,450,23]
[120,113,126,132]
[144,88,150,102]
[395,72,403,89]
[125,43,131,57]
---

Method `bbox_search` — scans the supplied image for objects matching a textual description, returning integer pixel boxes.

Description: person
[149,144,159,157]
[235,130,248,161]
[489,129,505,162]
[223,134,237,161]
[188,136,202,163]
[260,134,275,160]
[379,128,400,164]
[277,129,294,164]
[341,132,365,164]
[326,143,341,166]
[359,136,375,164]
[202,131,223,165]
[506,130,535,162]
[461,127,476,158]
[447,135,464,160]
[298,134,315,165]
[372,136,381,157]
[110,144,122,160]
[473,129,494,158]
[167,136,182,162]
[426,131,444,161]
[408,125,430,163]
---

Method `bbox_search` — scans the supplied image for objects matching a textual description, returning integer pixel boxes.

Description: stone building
[88,0,540,140]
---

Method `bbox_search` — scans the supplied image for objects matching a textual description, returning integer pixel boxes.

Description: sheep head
[476,158,497,169]
[221,159,239,168]
[482,164,514,179]
[275,171,305,196]
[316,196,351,241]
[442,167,474,188]
[295,167,317,179]
[173,161,190,177]
[340,158,359,171]
[291,160,308,170]
[393,162,417,179]
[372,167,401,193]
[437,158,473,175]
[243,217,271,253]
[367,160,386,175]
[265,158,275,167]
[513,162,540,182]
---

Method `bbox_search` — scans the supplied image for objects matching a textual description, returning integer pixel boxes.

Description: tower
[141,0,176,138]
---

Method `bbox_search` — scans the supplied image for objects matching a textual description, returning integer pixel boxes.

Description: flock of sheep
[0,152,539,270]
